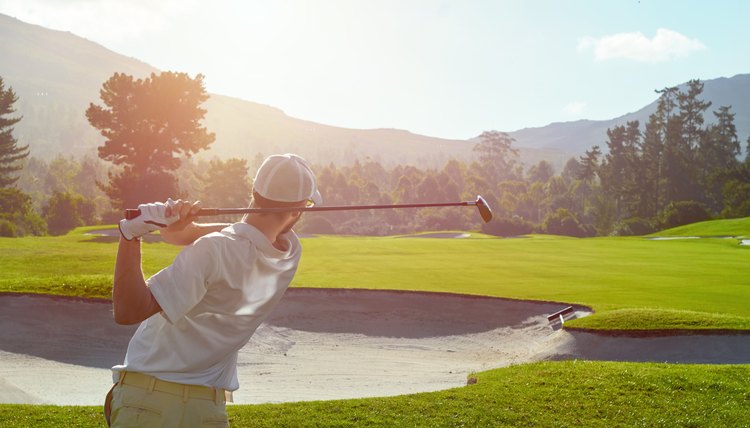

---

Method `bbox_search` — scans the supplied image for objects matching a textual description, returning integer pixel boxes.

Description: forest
[1,74,749,237]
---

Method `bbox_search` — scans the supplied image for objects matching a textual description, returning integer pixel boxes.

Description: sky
[1,0,749,140]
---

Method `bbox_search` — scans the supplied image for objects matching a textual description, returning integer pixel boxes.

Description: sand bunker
[0,290,747,406]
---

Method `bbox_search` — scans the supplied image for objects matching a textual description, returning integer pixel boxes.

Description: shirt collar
[222,222,299,258]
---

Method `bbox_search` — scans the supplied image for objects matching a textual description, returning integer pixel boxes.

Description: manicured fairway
[1,362,748,427]
[1,224,748,426]
[296,234,750,331]
[1,225,748,331]
[651,216,750,237]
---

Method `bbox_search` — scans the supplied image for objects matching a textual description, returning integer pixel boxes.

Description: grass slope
[1,362,748,427]
[1,227,749,331]
[652,217,750,237]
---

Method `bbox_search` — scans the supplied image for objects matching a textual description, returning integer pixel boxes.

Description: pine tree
[699,106,741,211]
[472,130,521,184]
[641,114,664,216]
[668,79,710,203]
[86,72,215,209]
[0,77,29,188]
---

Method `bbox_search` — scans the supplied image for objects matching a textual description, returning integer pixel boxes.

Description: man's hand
[162,200,202,233]
[160,200,229,246]
[119,199,180,241]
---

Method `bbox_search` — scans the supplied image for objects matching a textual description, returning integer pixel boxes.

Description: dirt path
[0,290,747,405]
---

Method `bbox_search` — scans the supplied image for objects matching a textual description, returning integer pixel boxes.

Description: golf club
[125,195,494,223]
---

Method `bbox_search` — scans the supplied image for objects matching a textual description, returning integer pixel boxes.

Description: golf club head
[475,195,493,223]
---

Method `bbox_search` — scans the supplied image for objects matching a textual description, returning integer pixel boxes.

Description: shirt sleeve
[147,236,218,324]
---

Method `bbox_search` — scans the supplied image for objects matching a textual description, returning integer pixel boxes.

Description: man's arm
[112,237,161,325]
[112,200,216,324]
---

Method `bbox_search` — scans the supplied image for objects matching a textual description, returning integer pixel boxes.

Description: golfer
[105,153,321,427]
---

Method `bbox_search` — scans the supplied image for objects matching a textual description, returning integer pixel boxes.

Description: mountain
[509,74,750,156]
[0,14,158,156]
[1,13,748,170]
[0,13,574,168]
[0,14,484,167]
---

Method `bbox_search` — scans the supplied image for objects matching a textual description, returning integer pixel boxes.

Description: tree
[527,160,554,183]
[700,106,741,211]
[0,77,29,188]
[577,145,604,224]
[677,79,711,152]
[542,208,590,237]
[640,112,665,216]
[0,188,46,236]
[577,146,601,184]
[662,80,710,204]
[599,121,642,219]
[200,158,252,208]
[472,130,520,185]
[87,72,215,210]
[659,200,712,229]
[718,163,750,218]
[653,85,695,205]
[415,173,440,203]
[561,157,583,184]
[43,191,96,235]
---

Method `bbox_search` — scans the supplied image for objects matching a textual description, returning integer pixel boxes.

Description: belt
[117,371,227,403]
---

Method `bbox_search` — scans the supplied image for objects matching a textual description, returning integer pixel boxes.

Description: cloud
[563,101,586,116]
[577,28,705,62]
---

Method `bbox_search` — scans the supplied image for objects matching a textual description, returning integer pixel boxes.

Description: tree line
[576,80,750,235]
[1,72,748,237]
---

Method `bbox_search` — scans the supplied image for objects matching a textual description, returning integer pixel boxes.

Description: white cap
[253,154,322,205]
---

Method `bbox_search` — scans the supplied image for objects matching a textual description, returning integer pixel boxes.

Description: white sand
[0,290,747,406]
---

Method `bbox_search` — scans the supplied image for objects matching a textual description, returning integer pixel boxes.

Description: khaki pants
[104,372,229,428]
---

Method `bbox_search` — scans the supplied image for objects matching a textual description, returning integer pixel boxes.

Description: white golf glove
[119,199,179,241]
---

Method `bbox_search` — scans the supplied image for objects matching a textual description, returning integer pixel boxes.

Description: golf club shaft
[125,201,477,220]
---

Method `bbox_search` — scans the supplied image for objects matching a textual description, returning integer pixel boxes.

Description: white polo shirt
[112,222,301,391]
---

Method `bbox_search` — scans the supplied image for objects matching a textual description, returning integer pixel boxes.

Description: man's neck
[243,215,287,250]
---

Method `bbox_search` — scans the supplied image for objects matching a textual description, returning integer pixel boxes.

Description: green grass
[2,362,748,427]
[0,226,178,299]
[652,217,750,237]
[1,226,749,331]
[294,234,750,331]
[2,227,749,426]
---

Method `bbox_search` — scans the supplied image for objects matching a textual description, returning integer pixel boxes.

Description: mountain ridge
[509,73,750,155]
[1,13,747,168]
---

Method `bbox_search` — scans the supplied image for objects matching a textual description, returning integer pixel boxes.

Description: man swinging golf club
[105,153,321,427]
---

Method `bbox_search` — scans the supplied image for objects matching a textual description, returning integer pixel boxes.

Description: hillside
[509,74,750,155]
[1,13,748,168]
[202,94,476,166]
[0,13,510,167]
